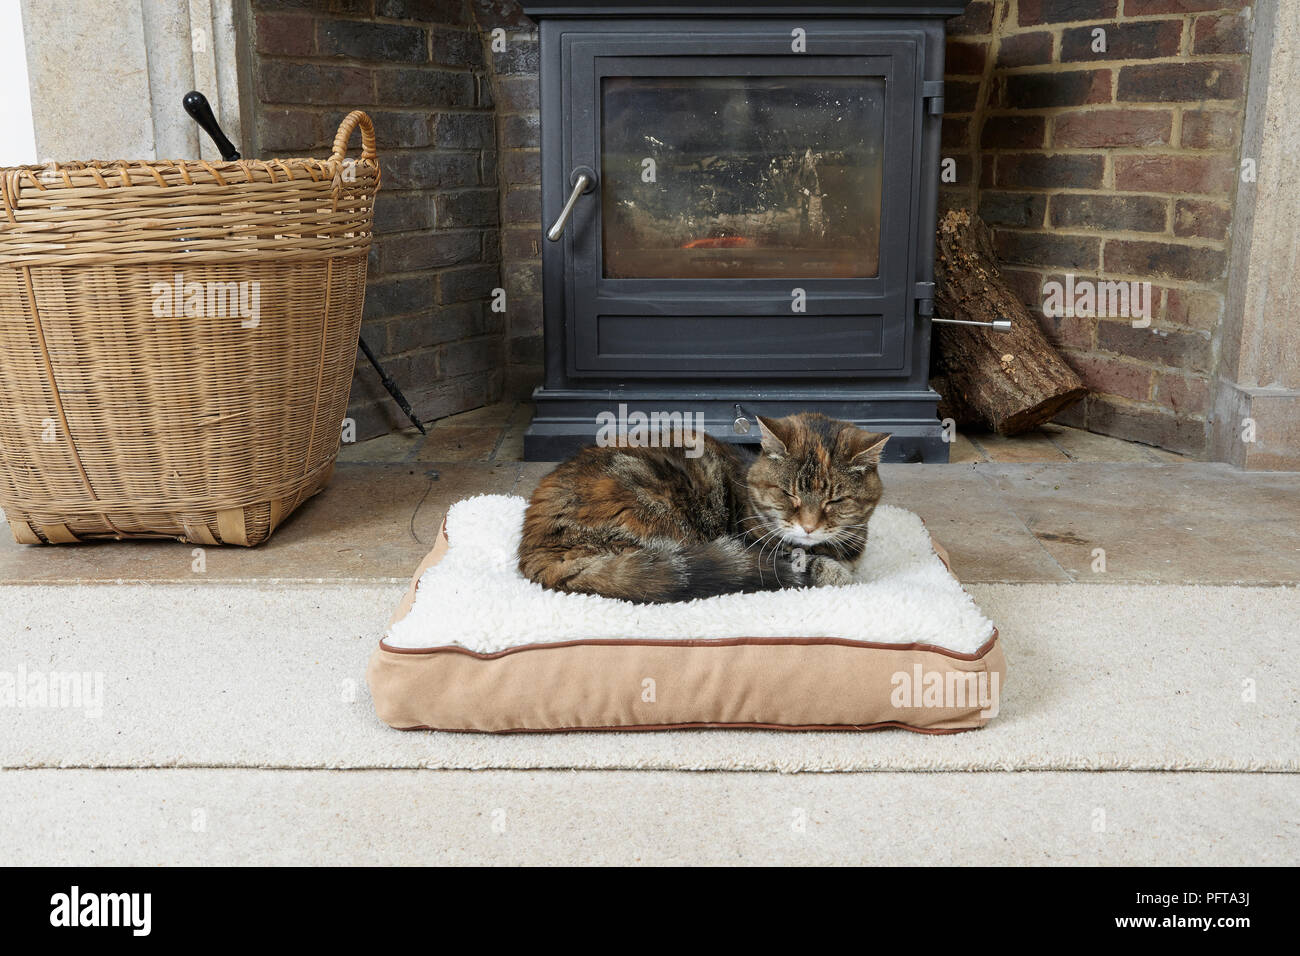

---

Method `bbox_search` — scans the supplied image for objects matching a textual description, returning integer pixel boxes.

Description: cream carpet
[1,582,1297,772]
[2,768,1294,866]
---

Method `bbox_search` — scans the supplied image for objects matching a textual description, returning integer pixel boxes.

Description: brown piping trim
[379,630,1000,661]
[388,719,978,736]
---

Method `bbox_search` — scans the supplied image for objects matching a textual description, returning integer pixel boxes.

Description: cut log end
[997,387,1089,436]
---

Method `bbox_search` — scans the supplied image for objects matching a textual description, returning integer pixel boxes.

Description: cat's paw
[808,555,857,588]
[757,549,812,590]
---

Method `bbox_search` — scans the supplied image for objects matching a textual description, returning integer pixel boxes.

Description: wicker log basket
[0,111,380,546]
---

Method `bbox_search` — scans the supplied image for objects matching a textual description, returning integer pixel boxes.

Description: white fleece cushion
[385,495,995,655]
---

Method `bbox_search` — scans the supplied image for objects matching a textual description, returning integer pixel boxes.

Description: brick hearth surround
[246,0,1258,456]
[247,0,509,440]
[940,0,1253,456]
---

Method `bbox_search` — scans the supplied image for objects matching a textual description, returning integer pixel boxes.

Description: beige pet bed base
[368,508,1004,735]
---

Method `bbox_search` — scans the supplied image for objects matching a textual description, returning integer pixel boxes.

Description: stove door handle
[547,167,597,241]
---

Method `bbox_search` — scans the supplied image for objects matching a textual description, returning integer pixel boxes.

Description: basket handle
[331,110,377,166]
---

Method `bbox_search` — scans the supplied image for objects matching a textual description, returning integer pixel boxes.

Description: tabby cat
[517,412,889,604]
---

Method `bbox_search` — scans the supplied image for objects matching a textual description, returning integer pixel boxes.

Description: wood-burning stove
[521,1,970,462]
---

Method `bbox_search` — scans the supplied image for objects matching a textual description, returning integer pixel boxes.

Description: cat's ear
[756,416,791,458]
[848,432,890,471]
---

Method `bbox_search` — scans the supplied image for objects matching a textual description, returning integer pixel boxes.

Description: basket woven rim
[0,110,380,194]
[0,157,377,183]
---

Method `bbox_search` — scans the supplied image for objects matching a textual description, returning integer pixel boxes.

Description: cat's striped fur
[517,413,889,604]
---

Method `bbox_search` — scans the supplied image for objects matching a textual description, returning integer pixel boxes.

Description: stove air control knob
[733,405,751,435]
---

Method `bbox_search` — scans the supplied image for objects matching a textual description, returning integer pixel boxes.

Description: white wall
[0,0,38,166]
[15,0,242,163]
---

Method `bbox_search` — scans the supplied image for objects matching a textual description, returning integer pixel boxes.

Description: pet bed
[367,495,1004,734]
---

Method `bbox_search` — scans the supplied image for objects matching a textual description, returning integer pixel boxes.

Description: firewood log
[931,210,1087,435]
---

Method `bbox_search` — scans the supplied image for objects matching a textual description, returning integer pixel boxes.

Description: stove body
[521,1,969,462]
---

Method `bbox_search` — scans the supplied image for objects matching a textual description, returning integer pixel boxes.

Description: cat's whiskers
[822,526,866,561]
[769,535,785,587]
[741,525,784,556]
[827,526,866,540]
[746,521,790,586]
[737,511,784,540]
[738,515,774,538]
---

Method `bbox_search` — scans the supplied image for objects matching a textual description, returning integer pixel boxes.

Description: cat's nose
[798,521,816,535]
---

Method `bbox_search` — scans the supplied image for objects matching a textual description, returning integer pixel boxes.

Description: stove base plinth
[523,385,950,463]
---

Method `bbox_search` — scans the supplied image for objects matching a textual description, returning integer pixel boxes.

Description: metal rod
[932,317,1014,333]
[358,337,427,435]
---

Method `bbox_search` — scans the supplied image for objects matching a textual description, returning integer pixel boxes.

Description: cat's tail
[519,536,805,604]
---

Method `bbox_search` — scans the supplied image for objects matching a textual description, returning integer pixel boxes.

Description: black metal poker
[181,91,427,435]
[357,338,425,436]
[181,91,241,161]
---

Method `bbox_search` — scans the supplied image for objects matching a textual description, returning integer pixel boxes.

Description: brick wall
[248,0,1257,455]
[942,0,1254,455]
[472,0,542,397]
[247,0,506,441]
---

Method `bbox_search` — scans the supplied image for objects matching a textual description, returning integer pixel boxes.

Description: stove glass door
[601,75,885,281]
